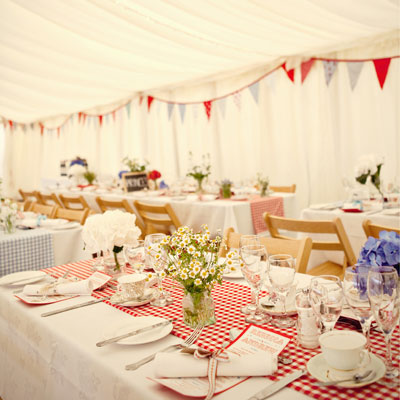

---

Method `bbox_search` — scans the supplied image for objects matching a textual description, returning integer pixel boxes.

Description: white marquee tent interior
[0,0,399,212]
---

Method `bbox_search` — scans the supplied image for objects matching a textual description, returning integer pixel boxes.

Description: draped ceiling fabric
[0,0,399,210]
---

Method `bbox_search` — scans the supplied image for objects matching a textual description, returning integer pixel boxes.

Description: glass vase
[4,216,16,234]
[182,290,216,328]
[103,251,126,277]
[221,185,232,199]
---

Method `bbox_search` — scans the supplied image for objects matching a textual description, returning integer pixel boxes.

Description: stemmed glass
[268,254,296,328]
[240,244,270,325]
[145,233,172,307]
[124,240,145,273]
[367,266,400,386]
[343,266,374,352]
[239,235,260,314]
[309,275,344,333]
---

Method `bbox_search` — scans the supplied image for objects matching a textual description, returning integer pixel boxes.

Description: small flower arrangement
[82,210,142,271]
[122,157,148,173]
[83,170,96,185]
[186,152,211,192]
[257,173,269,197]
[148,170,162,190]
[0,198,19,234]
[355,154,384,195]
[220,179,233,199]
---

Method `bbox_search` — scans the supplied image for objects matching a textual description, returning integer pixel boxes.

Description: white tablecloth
[300,208,400,269]
[0,272,312,400]
[54,189,297,235]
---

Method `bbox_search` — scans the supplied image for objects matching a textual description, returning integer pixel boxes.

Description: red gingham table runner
[44,261,399,400]
[250,196,284,234]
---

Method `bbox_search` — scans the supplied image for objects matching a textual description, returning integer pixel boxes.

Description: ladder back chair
[28,203,58,218]
[38,192,63,207]
[219,227,312,274]
[59,194,90,210]
[263,213,356,279]
[134,201,181,236]
[18,189,41,210]
[362,219,400,238]
[269,184,296,193]
[54,207,89,225]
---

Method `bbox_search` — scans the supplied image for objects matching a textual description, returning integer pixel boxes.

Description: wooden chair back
[134,201,181,236]
[263,213,356,278]
[269,184,296,193]
[59,194,90,210]
[28,203,58,218]
[219,227,312,273]
[362,219,400,238]
[19,189,41,202]
[54,208,89,224]
[38,192,63,207]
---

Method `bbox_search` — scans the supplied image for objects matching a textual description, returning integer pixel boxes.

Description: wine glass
[343,266,374,352]
[367,266,400,386]
[309,275,343,333]
[124,240,145,273]
[268,254,296,328]
[145,233,171,307]
[240,244,270,325]
[239,235,260,314]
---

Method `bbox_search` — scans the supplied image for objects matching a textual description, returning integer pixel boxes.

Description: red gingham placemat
[44,261,400,400]
[250,196,284,234]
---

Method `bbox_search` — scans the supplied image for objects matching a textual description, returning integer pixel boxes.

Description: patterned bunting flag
[233,92,241,110]
[167,103,174,120]
[204,101,212,120]
[346,61,364,90]
[323,60,338,86]
[301,59,315,83]
[373,58,391,89]
[217,97,227,118]
[178,104,186,122]
[125,103,131,118]
[147,96,154,112]
[22,124,27,133]
[249,82,259,103]
[282,63,295,83]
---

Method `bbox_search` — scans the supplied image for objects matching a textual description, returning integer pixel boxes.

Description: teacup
[319,330,369,379]
[116,274,146,301]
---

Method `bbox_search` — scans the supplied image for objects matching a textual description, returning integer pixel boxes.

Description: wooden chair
[28,203,58,218]
[15,200,31,211]
[134,201,181,236]
[96,197,145,235]
[263,213,356,278]
[269,184,296,193]
[38,192,63,207]
[219,227,312,274]
[362,219,400,238]
[18,189,41,202]
[59,194,90,210]
[54,207,89,224]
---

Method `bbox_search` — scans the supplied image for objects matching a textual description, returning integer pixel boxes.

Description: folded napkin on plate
[20,218,68,228]
[153,352,277,378]
[23,279,93,296]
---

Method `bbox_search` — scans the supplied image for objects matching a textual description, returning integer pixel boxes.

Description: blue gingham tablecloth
[0,229,55,277]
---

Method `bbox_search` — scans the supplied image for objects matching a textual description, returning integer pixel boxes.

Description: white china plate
[48,221,81,230]
[103,316,172,345]
[307,353,385,388]
[0,270,47,286]
[109,288,155,307]
[171,196,187,201]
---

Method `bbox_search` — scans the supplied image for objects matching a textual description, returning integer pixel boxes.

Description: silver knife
[96,319,175,347]
[248,369,307,400]
[41,295,112,317]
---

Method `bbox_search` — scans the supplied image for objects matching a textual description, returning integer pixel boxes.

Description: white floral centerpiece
[82,210,142,272]
[186,152,211,194]
[0,198,19,234]
[68,164,87,185]
[355,154,384,196]
[157,224,225,327]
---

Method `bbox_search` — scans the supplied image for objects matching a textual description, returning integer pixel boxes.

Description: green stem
[113,251,121,271]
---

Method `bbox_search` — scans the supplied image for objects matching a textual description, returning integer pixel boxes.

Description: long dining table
[0,260,398,400]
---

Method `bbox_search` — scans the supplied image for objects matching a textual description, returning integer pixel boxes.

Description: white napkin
[23,279,93,296]
[154,352,277,378]
[20,218,68,228]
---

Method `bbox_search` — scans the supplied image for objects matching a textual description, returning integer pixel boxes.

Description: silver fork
[125,324,203,371]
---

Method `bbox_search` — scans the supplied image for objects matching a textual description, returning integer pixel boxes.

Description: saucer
[110,288,155,307]
[307,353,385,388]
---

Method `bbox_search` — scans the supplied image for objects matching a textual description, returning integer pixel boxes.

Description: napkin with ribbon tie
[22,278,93,296]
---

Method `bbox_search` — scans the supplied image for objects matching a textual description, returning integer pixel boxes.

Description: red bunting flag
[8,120,13,130]
[112,110,116,121]
[147,96,154,111]
[301,59,315,83]
[39,123,44,135]
[204,101,212,120]
[78,112,83,122]
[373,58,391,89]
[282,63,295,83]
[98,115,103,126]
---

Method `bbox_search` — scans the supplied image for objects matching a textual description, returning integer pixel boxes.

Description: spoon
[317,370,375,386]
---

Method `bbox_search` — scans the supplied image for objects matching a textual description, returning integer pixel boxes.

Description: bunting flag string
[373,58,391,89]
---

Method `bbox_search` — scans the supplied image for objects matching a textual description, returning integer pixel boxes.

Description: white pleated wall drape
[1,59,399,214]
